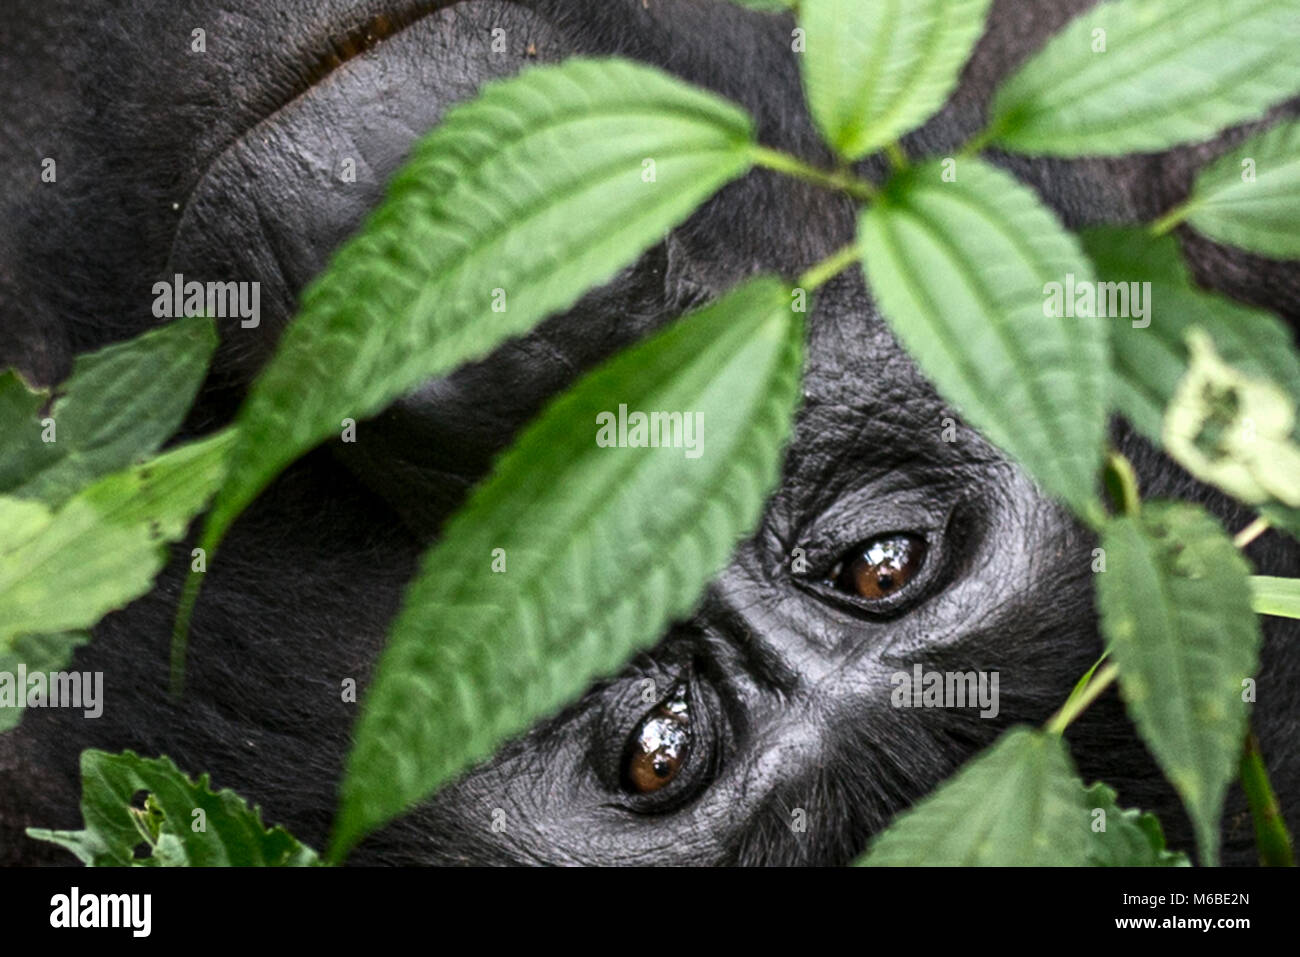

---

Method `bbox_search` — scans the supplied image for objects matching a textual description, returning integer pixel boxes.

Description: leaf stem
[1150,198,1196,236]
[1103,451,1141,518]
[1240,730,1295,866]
[960,122,1001,157]
[1045,662,1119,735]
[1234,516,1269,549]
[885,141,909,172]
[798,244,861,291]
[751,145,877,202]
[170,565,206,697]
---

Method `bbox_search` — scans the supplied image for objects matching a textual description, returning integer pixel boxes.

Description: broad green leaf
[1165,331,1300,507]
[988,0,1300,156]
[799,0,992,159]
[1185,119,1300,260]
[1082,227,1300,439]
[1083,781,1189,866]
[1082,227,1300,538]
[0,429,235,645]
[0,631,88,733]
[858,728,1092,865]
[1251,575,1300,619]
[1097,501,1260,865]
[332,278,805,859]
[28,750,319,866]
[202,58,757,557]
[0,317,216,505]
[858,159,1107,521]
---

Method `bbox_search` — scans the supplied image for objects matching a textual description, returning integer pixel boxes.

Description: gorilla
[1,0,1297,865]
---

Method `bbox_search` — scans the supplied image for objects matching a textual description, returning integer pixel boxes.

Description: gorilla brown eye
[622,686,691,794]
[830,534,926,601]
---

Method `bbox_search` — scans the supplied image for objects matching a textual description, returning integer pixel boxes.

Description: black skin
[1,0,1297,865]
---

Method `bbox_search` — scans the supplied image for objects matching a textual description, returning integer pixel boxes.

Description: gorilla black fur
[1,0,1297,865]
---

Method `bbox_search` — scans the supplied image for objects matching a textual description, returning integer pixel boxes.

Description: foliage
[13,0,1300,866]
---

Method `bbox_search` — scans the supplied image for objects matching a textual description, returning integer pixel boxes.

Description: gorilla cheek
[165,3,564,381]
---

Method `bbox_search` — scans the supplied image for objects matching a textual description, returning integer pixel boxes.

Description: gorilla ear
[166,3,573,385]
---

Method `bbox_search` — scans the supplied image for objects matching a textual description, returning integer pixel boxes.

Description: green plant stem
[170,568,206,697]
[1045,662,1119,734]
[751,145,877,202]
[1103,451,1141,518]
[798,244,861,291]
[885,141,909,171]
[1063,650,1109,712]
[959,121,1002,157]
[1240,730,1295,866]
[1150,198,1197,236]
[1234,516,1269,549]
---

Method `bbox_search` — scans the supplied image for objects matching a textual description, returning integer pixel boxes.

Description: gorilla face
[2,0,1296,865]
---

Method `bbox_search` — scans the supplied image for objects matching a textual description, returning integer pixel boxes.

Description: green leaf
[799,0,992,159]
[1083,781,1190,866]
[202,57,757,556]
[1164,330,1300,508]
[1081,226,1300,538]
[0,429,235,645]
[0,631,88,733]
[332,277,804,859]
[1185,119,1300,260]
[1082,227,1300,439]
[0,317,216,506]
[988,0,1300,156]
[27,750,319,866]
[857,159,1107,521]
[1097,501,1260,865]
[1250,575,1300,619]
[858,728,1092,865]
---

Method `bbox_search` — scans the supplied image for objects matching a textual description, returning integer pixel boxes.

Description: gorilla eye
[622,685,691,794]
[828,534,926,601]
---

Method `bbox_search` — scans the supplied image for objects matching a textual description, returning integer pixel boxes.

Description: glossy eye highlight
[828,534,926,602]
[622,684,691,794]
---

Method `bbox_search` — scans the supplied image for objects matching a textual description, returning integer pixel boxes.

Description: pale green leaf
[0,631,88,733]
[28,750,319,866]
[800,0,992,159]
[1164,331,1300,508]
[0,429,235,645]
[1082,227,1300,439]
[859,728,1092,865]
[202,57,757,557]
[1082,226,1300,538]
[1097,502,1260,865]
[0,317,216,506]
[858,159,1107,521]
[988,0,1300,156]
[332,277,805,858]
[1250,575,1300,619]
[1185,119,1300,260]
